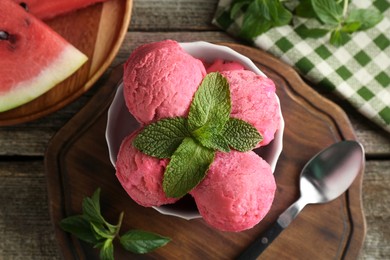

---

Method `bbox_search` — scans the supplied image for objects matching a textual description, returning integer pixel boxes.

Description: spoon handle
[235,221,284,260]
[236,199,306,260]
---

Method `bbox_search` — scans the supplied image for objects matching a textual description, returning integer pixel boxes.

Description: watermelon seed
[0,31,9,41]
[19,2,29,12]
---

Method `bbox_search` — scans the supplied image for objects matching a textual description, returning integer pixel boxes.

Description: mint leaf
[91,222,115,239]
[222,118,263,152]
[295,0,316,18]
[99,239,114,260]
[188,72,231,133]
[330,29,350,46]
[60,215,101,244]
[341,21,361,33]
[255,0,291,25]
[270,0,292,26]
[120,230,171,254]
[163,138,215,198]
[188,72,232,151]
[295,25,329,39]
[133,117,190,158]
[236,0,291,40]
[347,9,383,30]
[311,0,343,25]
[204,132,231,152]
[82,188,106,225]
[230,0,250,19]
[60,189,171,258]
[190,124,230,152]
[240,12,272,39]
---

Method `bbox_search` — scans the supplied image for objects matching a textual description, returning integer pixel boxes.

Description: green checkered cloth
[213,0,390,133]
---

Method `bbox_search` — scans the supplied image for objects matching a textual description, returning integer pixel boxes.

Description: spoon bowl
[237,140,365,260]
[300,140,364,204]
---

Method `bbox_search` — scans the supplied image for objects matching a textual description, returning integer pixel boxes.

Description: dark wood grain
[130,0,219,31]
[45,44,365,259]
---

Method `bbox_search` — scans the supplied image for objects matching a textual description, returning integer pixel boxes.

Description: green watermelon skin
[13,0,108,20]
[0,0,88,112]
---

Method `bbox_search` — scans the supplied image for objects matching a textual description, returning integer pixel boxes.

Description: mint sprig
[133,117,190,158]
[188,72,231,151]
[119,230,172,254]
[232,0,292,40]
[222,118,263,152]
[296,0,384,46]
[163,138,215,198]
[229,0,384,47]
[133,72,263,198]
[60,189,170,259]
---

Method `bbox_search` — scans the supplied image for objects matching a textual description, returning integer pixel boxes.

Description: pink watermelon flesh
[0,0,88,112]
[12,0,109,20]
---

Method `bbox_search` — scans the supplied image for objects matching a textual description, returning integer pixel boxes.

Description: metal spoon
[236,140,364,260]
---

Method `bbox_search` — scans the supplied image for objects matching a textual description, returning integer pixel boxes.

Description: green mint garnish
[60,188,170,259]
[133,117,190,158]
[222,118,263,152]
[163,137,215,198]
[188,72,231,131]
[188,72,231,151]
[229,0,383,47]
[133,72,263,198]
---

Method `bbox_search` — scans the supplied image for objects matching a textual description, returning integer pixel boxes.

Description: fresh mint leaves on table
[213,0,390,133]
[229,0,292,40]
[60,188,170,260]
[299,0,383,46]
[133,72,262,198]
[227,0,383,46]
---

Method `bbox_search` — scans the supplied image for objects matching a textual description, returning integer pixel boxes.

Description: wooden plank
[0,161,60,259]
[130,0,219,31]
[0,92,94,156]
[361,160,390,259]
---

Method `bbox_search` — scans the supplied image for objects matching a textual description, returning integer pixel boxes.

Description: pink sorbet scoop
[123,40,206,125]
[221,70,280,146]
[190,150,276,232]
[116,132,178,207]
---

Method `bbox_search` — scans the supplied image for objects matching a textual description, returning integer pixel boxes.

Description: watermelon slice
[0,0,88,112]
[12,0,109,20]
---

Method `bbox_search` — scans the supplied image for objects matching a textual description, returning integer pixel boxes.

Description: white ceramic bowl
[105,41,284,220]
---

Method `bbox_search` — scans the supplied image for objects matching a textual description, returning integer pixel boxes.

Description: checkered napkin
[213,0,390,133]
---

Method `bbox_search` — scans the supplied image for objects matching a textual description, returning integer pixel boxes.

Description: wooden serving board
[45,43,366,259]
[0,0,133,126]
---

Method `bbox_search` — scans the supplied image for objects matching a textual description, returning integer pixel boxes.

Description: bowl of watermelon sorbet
[106,41,284,222]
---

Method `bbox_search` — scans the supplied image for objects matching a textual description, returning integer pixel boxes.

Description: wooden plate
[0,0,133,126]
[45,43,366,259]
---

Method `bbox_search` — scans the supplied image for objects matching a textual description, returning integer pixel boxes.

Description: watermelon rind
[0,46,87,113]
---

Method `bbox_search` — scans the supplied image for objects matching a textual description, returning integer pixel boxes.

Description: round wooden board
[45,43,366,259]
[0,0,133,126]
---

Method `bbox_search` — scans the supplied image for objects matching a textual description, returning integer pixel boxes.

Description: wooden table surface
[0,0,389,259]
